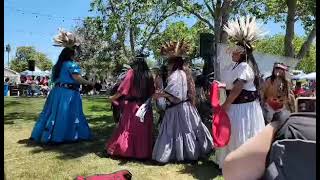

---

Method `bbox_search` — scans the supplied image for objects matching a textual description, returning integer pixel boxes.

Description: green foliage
[254,35,316,73]
[244,0,315,32]
[75,16,129,79]
[90,0,180,56]
[9,46,53,72]
[149,21,211,60]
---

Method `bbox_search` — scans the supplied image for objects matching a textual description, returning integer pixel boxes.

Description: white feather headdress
[53,28,80,48]
[223,15,267,49]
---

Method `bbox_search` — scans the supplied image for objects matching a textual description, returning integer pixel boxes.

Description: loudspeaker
[200,33,215,57]
[28,60,35,71]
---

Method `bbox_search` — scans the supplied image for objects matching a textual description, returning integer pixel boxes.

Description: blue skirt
[30,86,92,143]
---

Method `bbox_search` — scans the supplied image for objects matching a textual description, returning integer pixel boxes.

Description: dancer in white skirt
[216,16,266,168]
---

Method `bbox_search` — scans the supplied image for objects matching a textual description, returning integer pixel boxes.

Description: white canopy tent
[4,67,20,83]
[20,66,50,77]
[301,72,316,80]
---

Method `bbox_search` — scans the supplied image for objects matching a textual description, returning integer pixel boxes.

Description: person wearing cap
[261,62,294,123]
[30,29,94,144]
[105,53,155,160]
[216,16,266,169]
[152,40,213,164]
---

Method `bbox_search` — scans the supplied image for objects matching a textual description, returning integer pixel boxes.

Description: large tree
[244,0,316,60]
[90,0,182,60]
[74,16,130,81]
[174,0,245,43]
[10,46,53,72]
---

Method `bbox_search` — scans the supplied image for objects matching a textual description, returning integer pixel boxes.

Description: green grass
[4,96,223,180]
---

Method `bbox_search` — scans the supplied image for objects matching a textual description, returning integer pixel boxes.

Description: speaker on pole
[28,60,35,71]
[200,33,215,57]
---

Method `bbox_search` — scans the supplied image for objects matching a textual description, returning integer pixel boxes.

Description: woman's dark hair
[235,43,261,91]
[160,64,168,87]
[169,57,196,106]
[52,47,75,82]
[130,57,154,101]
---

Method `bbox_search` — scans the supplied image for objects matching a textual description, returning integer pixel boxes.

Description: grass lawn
[4,96,223,180]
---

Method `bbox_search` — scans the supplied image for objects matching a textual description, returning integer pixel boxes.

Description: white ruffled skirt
[215,100,265,168]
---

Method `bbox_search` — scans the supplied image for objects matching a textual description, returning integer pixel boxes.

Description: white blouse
[221,62,256,91]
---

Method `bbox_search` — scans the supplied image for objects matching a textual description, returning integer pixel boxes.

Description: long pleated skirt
[30,87,92,143]
[215,100,265,168]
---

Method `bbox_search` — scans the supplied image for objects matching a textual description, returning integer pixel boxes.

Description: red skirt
[105,101,153,159]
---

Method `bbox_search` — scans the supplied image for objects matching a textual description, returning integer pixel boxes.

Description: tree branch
[180,5,214,30]
[109,0,130,59]
[204,0,215,19]
[141,10,182,51]
[296,25,316,59]
[211,0,216,11]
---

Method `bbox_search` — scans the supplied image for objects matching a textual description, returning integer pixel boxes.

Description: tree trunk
[284,0,297,57]
[296,25,316,59]
[214,0,222,43]
[220,13,230,43]
[129,21,135,56]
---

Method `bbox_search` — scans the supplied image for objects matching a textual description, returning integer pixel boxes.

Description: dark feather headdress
[160,40,190,58]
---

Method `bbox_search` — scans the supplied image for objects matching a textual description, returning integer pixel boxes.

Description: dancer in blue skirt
[30,29,94,144]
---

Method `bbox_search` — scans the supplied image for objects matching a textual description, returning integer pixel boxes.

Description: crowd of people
[26,17,315,180]
[20,75,51,96]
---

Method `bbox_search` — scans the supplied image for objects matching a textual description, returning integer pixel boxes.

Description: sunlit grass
[4,96,222,180]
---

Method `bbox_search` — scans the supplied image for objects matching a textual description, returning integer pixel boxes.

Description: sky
[4,0,307,66]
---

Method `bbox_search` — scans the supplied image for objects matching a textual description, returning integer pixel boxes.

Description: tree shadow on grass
[4,100,22,107]
[17,115,117,160]
[88,105,111,113]
[4,112,39,125]
[178,160,222,180]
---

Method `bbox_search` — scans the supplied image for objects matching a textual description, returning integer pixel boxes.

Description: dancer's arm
[72,74,94,86]
[222,80,245,111]
[110,92,122,101]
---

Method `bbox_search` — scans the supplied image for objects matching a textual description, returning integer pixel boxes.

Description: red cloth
[267,98,284,110]
[76,170,132,180]
[106,69,155,159]
[210,82,231,148]
[294,88,306,96]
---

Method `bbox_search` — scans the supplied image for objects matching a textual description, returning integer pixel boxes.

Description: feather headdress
[223,15,267,50]
[53,28,80,49]
[160,40,189,58]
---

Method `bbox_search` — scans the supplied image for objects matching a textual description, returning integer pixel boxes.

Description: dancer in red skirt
[105,54,155,159]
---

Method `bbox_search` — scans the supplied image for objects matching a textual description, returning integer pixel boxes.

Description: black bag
[262,112,316,180]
